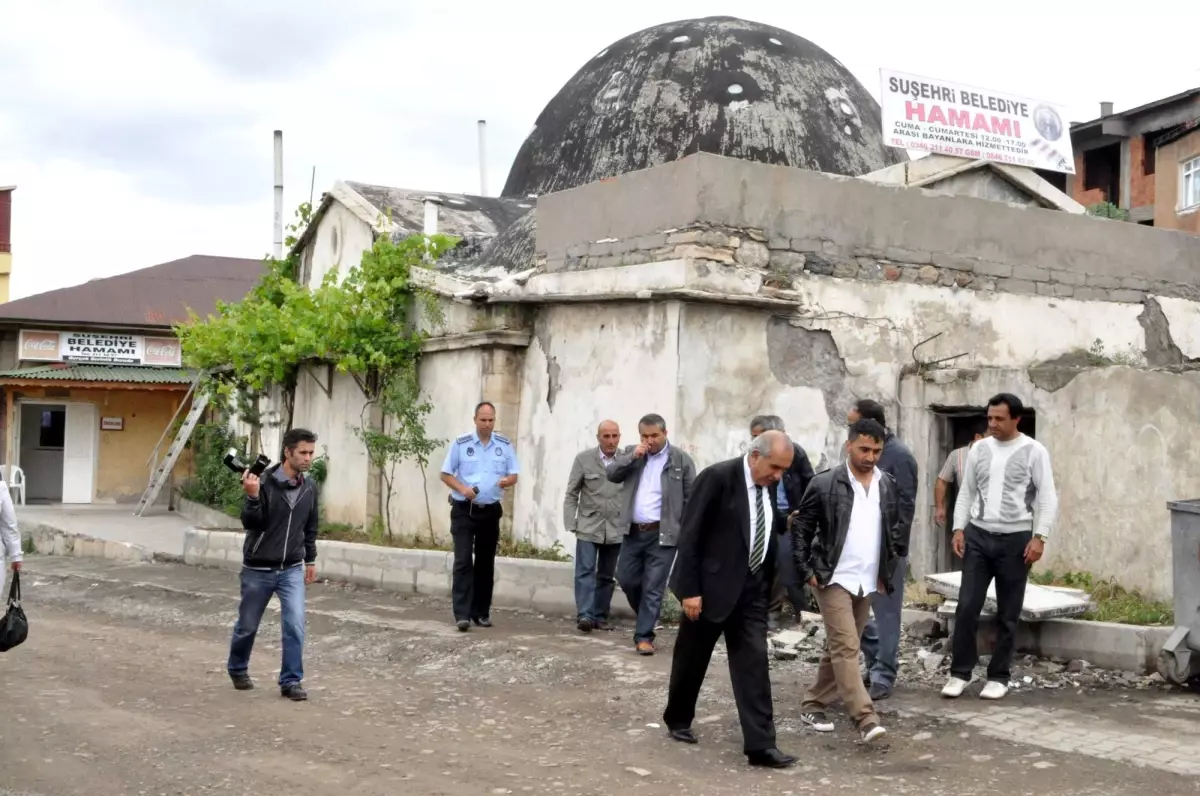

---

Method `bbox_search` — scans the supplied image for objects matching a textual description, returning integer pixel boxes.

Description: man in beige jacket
[563,420,627,633]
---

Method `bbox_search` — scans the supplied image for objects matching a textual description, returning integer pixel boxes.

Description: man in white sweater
[942,393,1058,701]
[0,480,22,597]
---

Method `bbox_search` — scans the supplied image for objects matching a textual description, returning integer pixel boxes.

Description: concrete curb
[174,498,243,531]
[182,528,604,618]
[22,523,156,565]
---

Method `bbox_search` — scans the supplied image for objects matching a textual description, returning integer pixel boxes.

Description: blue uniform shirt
[776,480,789,513]
[441,431,520,506]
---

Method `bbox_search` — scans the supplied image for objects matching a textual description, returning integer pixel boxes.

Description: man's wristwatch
[1033,533,1048,542]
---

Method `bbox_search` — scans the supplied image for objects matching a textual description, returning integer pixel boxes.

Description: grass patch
[317,520,572,562]
[1029,570,1173,626]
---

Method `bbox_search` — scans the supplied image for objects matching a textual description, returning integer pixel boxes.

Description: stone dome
[501,15,906,199]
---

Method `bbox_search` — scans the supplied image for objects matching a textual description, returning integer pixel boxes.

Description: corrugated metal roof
[0,254,265,328]
[0,364,197,384]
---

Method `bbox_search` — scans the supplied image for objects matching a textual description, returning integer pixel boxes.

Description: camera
[223,449,271,477]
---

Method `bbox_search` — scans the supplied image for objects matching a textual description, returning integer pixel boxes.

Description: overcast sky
[2,0,1197,300]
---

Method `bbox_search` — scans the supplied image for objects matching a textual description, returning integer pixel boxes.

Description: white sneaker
[979,681,1009,700]
[941,676,971,698]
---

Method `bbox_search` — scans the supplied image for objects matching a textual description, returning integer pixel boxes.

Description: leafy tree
[354,367,443,541]
[176,202,455,530]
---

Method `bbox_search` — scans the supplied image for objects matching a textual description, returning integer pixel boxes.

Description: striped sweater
[952,434,1058,538]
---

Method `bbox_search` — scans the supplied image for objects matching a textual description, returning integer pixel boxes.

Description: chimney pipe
[1100,101,1114,118]
[423,198,439,236]
[477,119,488,196]
[0,187,12,254]
[273,130,284,260]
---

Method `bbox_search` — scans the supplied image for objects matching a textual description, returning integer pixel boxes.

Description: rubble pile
[766,614,1172,692]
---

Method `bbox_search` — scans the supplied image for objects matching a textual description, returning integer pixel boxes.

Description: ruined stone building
[266,16,1200,601]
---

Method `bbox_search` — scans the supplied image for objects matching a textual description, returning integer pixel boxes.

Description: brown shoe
[636,641,655,656]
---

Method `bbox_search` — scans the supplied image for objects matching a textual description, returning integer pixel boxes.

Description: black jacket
[241,464,319,569]
[790,466,903,594]
[780,441,816,511]
[670,457,781,624]
[877,433,918,550]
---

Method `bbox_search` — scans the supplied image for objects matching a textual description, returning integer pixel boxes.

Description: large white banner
[18,329,183,367]
[879,69,1075,174]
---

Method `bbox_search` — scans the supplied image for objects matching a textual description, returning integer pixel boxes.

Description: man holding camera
[227,428,320,701]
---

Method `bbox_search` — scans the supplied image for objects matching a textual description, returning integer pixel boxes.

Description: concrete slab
[926,570,1093,620]
[17,504,191,558]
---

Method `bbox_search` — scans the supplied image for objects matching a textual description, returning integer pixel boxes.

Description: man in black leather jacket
[789,418,902,745]
[227,428,320,702]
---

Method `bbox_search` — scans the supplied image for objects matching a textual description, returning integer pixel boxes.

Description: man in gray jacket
[563,420,627,633]
[607,413,696,655]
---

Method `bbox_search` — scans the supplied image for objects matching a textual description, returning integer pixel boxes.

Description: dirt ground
[2,555,1199,796]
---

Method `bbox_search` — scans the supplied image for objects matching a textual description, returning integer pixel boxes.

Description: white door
[62,403,97,504]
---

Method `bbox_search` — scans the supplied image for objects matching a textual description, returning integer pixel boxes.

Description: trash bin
[1158,499,1200,684]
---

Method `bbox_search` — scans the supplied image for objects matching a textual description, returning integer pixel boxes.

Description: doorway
[929,404,1037,571]
[15,401,97,504]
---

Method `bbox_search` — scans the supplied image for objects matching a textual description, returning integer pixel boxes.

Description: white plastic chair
[0,465,25,505]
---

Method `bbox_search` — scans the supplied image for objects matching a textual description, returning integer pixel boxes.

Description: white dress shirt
[831,464,882,597]
[632,444,670,523]
[743,456,773,561]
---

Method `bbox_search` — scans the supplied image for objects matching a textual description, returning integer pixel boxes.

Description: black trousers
[449,500,502,621]
[662,567,776,753]
[950,523,1032,683]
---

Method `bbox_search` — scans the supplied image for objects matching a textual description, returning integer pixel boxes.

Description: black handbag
[0,570,28,652]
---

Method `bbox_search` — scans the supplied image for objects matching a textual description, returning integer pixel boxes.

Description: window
[39,408,65,448]
[1142,134,1157,176]
[1183,157,1200,210]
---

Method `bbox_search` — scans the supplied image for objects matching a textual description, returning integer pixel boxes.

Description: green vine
[180,422,250,517]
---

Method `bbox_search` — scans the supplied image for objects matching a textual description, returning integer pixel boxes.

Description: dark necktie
[750,485,766,572]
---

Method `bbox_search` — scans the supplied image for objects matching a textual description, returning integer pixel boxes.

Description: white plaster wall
[675,303,830,471]
[513,302,681,550]
[796,275,1147,379]
[1154,296,1200,359]
[306,201,375,289]
[384,348,485,541]
[291,366,369,526]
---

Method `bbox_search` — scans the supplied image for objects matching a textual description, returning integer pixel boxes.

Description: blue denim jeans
[227,565,306,687]
[860,556,907,691]
[574,540,621,623]
[616,528,676,644]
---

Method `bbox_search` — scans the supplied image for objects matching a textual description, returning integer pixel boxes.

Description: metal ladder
[134,376,210,516]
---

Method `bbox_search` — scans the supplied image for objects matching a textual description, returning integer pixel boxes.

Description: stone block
[1050,268,1086,285]
[1036,282,1056,296]
[804,253,835,276]
[954,272,973,288]
[350,565,385,588]
[1053,283,1075,297]
[630,232,667,250]
[588,239,618,257]
[1107,289,1146,303]
[735,240,770,269]
[1086,274,1120,289]
[790,237,824,253]
[883,265,902,281]
[767,236,791,250]
[898,266,920,283]
[833,260,860,278]
[890,246,934,265]
[415,568,452,597]
[996,278,1037,295]
[1073,286,1108,301]
[1120,276,1150,290]
[768,251,806,273]
[320,558,354,583]
[380,566,417,594]
[674,244,736,264]
[668,229,738,248]
[917,265,939,283]
[974,260,1013,278]
[491,580,536,609]
[530,585,576,616]
[1012,264,1050,282]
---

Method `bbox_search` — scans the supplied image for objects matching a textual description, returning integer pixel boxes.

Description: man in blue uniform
[440,401,520,631]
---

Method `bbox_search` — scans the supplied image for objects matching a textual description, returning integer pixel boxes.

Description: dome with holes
[501,16,905,199]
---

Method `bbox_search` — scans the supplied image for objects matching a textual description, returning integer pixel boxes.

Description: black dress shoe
[471,616,492,628]
[668,727,698,744]
[456,620,470,632]
[746,748,796,768]
[577,618,594,633]
[230,673,254,691]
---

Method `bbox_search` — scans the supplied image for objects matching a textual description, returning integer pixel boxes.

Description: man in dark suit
[749,415,816,629]
[662,429,798,769]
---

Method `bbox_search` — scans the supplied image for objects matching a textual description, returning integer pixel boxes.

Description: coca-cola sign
[18,329,182,368]
[143,337,182,367]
